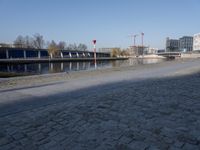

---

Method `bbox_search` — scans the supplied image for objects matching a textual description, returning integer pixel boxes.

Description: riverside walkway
[0,59,200,150]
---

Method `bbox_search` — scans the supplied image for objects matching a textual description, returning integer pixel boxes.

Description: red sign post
[93,40,97,68]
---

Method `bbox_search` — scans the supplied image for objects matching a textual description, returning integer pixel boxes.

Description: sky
[0,0,200,50]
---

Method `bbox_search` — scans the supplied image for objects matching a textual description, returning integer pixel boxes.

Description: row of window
[0,50,48,59]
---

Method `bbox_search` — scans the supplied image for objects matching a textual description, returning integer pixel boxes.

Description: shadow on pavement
[0,71,199,117]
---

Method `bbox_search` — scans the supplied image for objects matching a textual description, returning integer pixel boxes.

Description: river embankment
[0,58,199,90]
[0,57,128,64]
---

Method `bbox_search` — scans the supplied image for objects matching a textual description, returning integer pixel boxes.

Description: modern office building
[166,36,193,52]
[166,37,179,52]
[193,33,200,51]
[179,36,193,52]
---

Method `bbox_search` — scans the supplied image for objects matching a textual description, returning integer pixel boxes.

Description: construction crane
[141,32,144,47]
[129,34,138,46]
[141,32,145,55]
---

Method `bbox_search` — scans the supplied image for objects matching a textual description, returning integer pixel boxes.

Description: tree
[57,41,66,50]
[77,43,87,51]
[33,33,45,49]
[47,40,59,57]
[120,49,130,56]
[14,35,25,48]
[24,36,34,48]
[111,48,121,57]
[66,43,77,51]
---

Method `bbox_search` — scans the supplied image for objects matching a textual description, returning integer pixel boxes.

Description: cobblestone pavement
[0,60,200,150]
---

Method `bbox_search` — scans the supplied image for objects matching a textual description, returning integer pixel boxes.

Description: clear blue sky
[0,0,199,49]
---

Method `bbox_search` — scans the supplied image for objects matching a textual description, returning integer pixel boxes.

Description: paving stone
[182,143,200,150]
[146,145,161,150]
[18,138,31,146]
[0,138,11,146]
[31,133,46,142]
[0,143,17,150]
[118,136,132,145]
[173,141,184,148]
[43,141,57,149]
[128,141,149,150]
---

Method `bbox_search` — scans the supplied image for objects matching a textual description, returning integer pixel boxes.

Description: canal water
[0,58,166,77]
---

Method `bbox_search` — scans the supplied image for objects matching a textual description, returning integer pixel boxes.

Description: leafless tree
[57,41,66,50]
[77,43,87,51]
[66,43,77,51]
[33,33,45,49]
[12,34,89,53]
[14,35,25,48]
[24,36,34,48]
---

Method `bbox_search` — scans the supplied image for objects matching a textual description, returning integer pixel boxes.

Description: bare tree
[12,34,89,55]
[33,33,45,49]
[14,35,25,48]
[24,36,34,48]
[57,41,66,50]
[77,43,87,51]
[66,43,77,51]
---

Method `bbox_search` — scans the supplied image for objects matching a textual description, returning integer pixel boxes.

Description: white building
[146,47,158,54]
[193,33,200,51]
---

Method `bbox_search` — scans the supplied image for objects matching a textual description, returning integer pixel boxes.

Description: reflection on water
[0,58,166,75]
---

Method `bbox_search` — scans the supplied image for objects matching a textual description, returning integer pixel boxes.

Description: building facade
[129,46,148,56]
[146,47,158,54]
[0,47,49,59]
[193,33,200,51]
[179,36,193,52]
[98,47,120,53]
[166,37,179,52]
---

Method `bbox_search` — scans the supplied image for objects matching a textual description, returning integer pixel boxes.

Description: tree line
[11,34,130,57]
[13,33,88,51]
[111,48,130,57]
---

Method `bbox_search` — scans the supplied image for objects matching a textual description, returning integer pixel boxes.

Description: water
[0,58,166,77]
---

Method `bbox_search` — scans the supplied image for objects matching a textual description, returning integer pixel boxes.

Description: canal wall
[0,57,128,64]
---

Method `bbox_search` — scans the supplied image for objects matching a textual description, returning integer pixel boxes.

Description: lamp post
[93,40,97,68]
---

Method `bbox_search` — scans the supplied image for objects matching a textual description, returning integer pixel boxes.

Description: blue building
[0,47,48,59]
[0,47,110,59]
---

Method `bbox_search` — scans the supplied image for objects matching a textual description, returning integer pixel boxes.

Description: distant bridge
[157,52,181,58]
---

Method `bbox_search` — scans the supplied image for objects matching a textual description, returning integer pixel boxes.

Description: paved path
[0,59,200,150]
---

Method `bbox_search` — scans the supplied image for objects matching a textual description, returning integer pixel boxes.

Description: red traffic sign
[93,40,96,44]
